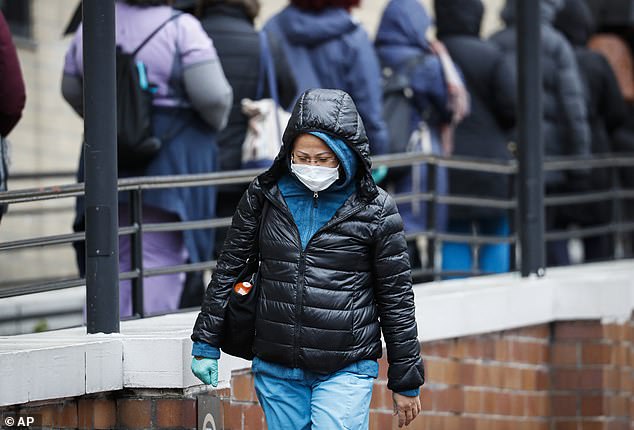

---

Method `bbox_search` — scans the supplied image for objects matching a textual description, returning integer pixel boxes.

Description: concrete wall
[0,0,505,289]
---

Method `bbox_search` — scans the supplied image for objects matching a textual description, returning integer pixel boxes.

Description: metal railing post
[130,189,145,317]
[427,162,438,277]
[83,0,119,333]
[516,0,545,277]
[611,165,624,259]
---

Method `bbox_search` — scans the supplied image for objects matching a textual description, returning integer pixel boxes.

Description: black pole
[83,0,120,333]
[130,189,145,317]
[517,0,545,277]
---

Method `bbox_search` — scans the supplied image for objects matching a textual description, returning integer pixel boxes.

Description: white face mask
[291,161,340,192]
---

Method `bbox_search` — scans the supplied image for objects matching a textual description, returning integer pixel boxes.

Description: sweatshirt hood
[276,5,358,47]
[375,0,431,51]
[554,0,596,46]
[435,0,484,38]
[501,0,564,25]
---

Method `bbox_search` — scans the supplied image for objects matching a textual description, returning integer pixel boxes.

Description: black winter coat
[192,89,425,393]
[490,0,591,188]
[435,0,516,220]
[198,4,296,176]
[554,0,627,224]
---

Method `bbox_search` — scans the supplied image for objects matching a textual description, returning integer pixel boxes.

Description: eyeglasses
[292,153,338,167]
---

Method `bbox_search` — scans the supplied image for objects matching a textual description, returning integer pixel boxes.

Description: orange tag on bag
[234,281,253,296]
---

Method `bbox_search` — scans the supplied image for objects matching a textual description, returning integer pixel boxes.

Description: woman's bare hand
[392,392,421,428]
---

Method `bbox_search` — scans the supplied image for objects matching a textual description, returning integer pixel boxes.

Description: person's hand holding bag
[191,356,218,387]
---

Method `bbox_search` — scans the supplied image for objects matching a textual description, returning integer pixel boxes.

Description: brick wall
[0,392,197,430]
[2,316,631,429]
[214,317,634,430]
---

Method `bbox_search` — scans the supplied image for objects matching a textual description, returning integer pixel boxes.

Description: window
[0,0,32,39]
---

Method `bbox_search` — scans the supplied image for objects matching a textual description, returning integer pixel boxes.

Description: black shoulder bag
[219,200,269,360]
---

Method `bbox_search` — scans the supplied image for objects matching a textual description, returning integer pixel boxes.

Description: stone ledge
[1,260,632,407]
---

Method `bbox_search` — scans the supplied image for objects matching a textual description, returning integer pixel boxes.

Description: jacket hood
[259,88,378,201]
[554,0,596,46]
[435,0,484,38]
[375,0,431,51]
[501,0,564,25]
[276,5,358,47]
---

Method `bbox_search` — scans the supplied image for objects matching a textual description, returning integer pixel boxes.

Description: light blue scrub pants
[254,370,375,430]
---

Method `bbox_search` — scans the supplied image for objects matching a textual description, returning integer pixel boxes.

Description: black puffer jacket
[192,89,425,393]
[491,0,591,188]
[554,0,627,224]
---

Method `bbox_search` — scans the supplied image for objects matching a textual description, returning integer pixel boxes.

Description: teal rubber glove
[191,357,218,387]
[371,165,388,184]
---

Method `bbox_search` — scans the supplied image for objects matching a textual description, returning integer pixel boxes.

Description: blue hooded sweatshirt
[375,0,453,128]
[277,131,358,249]
[263,6,389,156]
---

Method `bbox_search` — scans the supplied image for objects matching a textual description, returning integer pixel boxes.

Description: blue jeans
[254,369,374,430]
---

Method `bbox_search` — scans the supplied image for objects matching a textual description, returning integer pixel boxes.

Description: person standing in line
[179,0,297,308]
[490,0,592,267]
[62,0,232,316]
[554,0,627,262]
[197,0,296,240]
[435,0,517,276]
[374,0,457,273]
[0,10,26,224]
[589,32,634,258]
[263,0,389,157]
[191,89,424,429]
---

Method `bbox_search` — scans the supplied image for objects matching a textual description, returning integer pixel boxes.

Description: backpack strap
[399,53,427,77]
[131,12,183,57]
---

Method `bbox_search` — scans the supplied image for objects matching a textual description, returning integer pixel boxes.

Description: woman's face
[291,134,339,168]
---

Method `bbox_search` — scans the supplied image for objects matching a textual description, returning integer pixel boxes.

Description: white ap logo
[201,413,217,430]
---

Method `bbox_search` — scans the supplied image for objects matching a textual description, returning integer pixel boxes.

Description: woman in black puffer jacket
[191,89,424,429]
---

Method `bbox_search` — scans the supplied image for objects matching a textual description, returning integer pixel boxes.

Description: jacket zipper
[262,189,366,368]
[291,192,319,366]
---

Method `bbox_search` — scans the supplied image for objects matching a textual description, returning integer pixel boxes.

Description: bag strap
[256,32,282,102]
[256,32,284,142]
[131,12,183,57]
[255,200,269,262]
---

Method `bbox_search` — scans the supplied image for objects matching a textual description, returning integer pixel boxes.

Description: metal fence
[2,152,634,322]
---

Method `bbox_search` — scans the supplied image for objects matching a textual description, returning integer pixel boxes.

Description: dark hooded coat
[491,0,591,187]
[555,0,627,224]
[435,0,516,219]
[192,89,425,393]
[198,3,296,176]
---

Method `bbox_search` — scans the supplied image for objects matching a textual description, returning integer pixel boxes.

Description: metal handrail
[2,152,634,303]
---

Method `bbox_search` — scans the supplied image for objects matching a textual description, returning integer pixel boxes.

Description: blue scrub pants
[441,216,511,276]
[254,369,375,430]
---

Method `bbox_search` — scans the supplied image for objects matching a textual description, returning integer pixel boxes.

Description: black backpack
[381,54,428,180]
[116,13,181,169]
